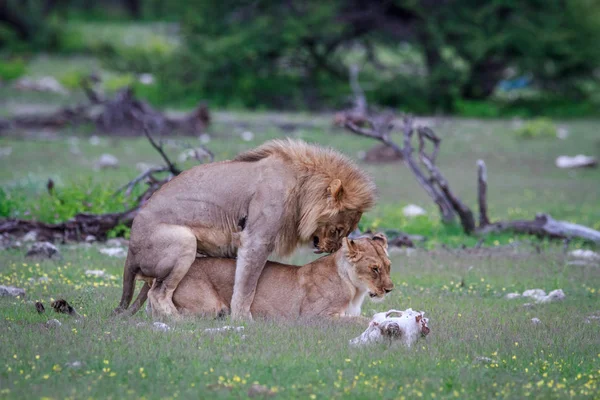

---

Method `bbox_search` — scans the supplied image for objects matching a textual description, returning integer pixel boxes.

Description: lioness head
[341,233,394,300]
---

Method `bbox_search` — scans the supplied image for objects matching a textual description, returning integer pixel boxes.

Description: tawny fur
[128,235,393,320]
[114,139,377,320]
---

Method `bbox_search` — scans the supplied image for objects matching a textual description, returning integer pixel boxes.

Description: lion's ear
[343,237,357,256]
[372,233,388,249]
[328,179,344,205]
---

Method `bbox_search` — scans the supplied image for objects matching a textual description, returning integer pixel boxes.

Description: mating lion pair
[114,139,387,320]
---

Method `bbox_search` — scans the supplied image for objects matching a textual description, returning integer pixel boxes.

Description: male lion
[127,235,393,319]
[114,139,376,320]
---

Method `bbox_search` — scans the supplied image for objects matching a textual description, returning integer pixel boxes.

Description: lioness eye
[372,266,380,274]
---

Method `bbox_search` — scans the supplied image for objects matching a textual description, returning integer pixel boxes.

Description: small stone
[199,133,211,144]
[89,135,101,146]
[556,127,569,140]
[85,235,96,243]
[138,73,155,85]
[0,285,26,298]
[26,242,59,259]
[241,131,254,142]
[85,270,106,278]
[569,249,600,261]
[46,319,62,328]
[531,318,541,325]
[152,322,171,332]
[0,146,12,158]
[98,247,127,258]
[105,238,124,248]
[96,154,119,169]
[402,204,427,218]
[247,383,276,398]
[539,289,565,303]
[522,303,534,308]
[22,231,38,242]
[522,289,546,299]
[474,356,495,363]
[505,293,521,300]
[65,361,83,369]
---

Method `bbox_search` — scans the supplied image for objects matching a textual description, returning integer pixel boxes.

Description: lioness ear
[372,233,388,249]
[343,237,357,256]
[415,315,422,323]
[328,179,343,204]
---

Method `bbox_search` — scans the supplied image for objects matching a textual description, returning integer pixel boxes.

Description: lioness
[114,139,376,320]
[128,235,393,320]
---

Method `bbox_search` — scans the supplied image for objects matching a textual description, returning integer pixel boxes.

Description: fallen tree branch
[0,78,210,136]
[476,213,600,243]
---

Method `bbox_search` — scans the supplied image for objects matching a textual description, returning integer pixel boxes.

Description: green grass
[0,109,599,398]
[0,246,598,399]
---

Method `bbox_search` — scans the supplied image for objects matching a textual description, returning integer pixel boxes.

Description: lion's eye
[372,266,380,274]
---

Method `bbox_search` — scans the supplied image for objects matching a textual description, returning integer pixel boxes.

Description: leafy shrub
[0,58,27,81]
[58,69,89,90]
[0,180,138,224]
[514,118,557,139]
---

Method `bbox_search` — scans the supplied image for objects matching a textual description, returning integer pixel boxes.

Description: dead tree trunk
[343,111,600,244]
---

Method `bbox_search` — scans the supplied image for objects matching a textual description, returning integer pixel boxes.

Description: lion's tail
[112,249,139,315]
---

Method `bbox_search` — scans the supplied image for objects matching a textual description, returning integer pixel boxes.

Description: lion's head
[341,233,394,300]
[234,139,376,256]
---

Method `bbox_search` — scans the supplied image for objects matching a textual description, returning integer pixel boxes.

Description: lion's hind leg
[144,224,197,319]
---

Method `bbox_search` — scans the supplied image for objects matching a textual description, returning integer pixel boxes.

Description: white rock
[556,127,569,140]
[105,238,124,248]
[22,231,38,242]
[138,73,155,85]
[96,154,119,169]
[85,235,96,243]
[555,155,597,169]
[531,318,541,325]
[89,135,101,146]
[26,242,59,258]
[98,247,127,258]
[522,289,546,300]
[569,249,600,261]
[0,147,12,158]
[199,133,211,144]
[505,293,521,299]
[204,326,245,335]
[403,204,427,218]
[0,285,25,298]
[85,270,106,278]
[241,131,254,142]
[152,322,171,332]
[46,319,62,328]
[65,361,83,369]
[539,289,566,303]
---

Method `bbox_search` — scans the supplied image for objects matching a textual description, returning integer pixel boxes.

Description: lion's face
[343,234,394,300]
[312,210,362,254]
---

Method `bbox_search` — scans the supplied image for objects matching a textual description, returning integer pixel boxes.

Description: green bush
[514,118,557,139]
[0,58,27,81]
[0,180,137,224]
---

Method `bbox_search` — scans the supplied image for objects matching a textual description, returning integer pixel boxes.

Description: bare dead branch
[477,160,490,227]
[142,125,181,176]
[113,166,169,198]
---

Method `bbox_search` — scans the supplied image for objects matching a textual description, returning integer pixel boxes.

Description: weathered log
[476,213,600,244]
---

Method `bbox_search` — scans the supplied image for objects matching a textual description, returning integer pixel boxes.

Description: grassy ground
[1,83,600,399]
[0,244,599,399]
